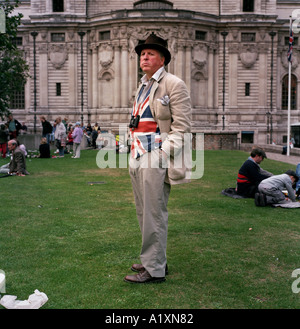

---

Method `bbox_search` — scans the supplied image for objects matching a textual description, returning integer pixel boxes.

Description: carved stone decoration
[192,44,207,70]
[231,29,238,41]
[112,27,120,39]
[281,49,298,70]
[192,70,207,81]
[48,44,68,69]
[239,46,258,68]
[98,44,114,68]
[38,43,48,54]
[259,29,266,41]
[67,31,75,41]
[41,32,47,40]
[127,26,147,59]
[98,68,114,81]
[127,27,177,60]
[89,30,95,42]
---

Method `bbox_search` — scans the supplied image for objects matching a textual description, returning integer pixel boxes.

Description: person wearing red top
[66,127,74,153]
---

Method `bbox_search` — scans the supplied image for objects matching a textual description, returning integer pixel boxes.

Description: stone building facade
[8,0,300,146]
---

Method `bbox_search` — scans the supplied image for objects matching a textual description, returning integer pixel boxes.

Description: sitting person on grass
[38,137,51,158]
[0,139,29,176]
[236,147,273,198]
[255,170,298,206]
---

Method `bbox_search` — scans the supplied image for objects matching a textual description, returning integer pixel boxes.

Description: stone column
[276,51,282,110]
[228,45,238,108]
[214,48,219,109]
[175,42,184,80]
[207,46,214,109]
[258,50,268,107]
[39,43,48,108]
[92,44,98,108]
[185,43,192,92]
[121,40,129,107]
[24,46,31,111]
[68,43,77,108]
[113,41,121,108]
[128,45,137,104]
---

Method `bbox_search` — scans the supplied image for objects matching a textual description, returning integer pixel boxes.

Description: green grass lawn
[0,149,300,309]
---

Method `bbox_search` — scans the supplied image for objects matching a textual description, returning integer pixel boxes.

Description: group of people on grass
[236,147,299,207]
[40,116,91,158]
[40,116,104,157]
[1,33,300,287]
[0,115,30,176]
[0,114,102,176]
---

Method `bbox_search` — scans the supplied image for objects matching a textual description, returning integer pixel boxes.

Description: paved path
[266,152,299,166]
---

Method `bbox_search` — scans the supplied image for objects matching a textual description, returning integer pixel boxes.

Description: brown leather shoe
[124,270,165,284]
[131,263,169,275]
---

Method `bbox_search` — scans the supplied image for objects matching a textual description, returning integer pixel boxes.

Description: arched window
[282,74,297,110]
[243,0,254,12]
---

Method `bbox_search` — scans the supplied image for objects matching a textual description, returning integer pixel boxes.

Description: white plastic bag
[0,289,48,309]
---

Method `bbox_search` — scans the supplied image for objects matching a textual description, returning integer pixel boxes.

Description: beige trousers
[129,149,170,277]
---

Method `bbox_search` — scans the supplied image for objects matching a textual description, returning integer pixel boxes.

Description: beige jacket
[135,69,192,185]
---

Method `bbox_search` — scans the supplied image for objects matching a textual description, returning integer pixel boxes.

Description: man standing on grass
[124,33,191,284]
[40,116,53,145]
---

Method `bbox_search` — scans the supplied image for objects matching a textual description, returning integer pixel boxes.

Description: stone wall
[193,131,238,150]
[87,0,220,15]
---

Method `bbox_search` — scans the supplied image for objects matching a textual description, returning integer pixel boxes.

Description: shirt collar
[248,156,260,166]
[141,66,165,85]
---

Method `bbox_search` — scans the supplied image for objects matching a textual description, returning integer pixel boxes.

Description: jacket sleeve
[286,180,296,201]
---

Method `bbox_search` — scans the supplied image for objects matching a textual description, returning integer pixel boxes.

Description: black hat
[285,170,299,182]
[135,33,171,65]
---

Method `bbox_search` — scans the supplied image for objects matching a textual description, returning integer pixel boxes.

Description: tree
[0,0,29,120]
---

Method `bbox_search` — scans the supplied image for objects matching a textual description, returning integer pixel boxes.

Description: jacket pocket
[155,100,171,120]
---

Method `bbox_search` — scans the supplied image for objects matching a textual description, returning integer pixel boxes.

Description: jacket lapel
[148,69,167,118]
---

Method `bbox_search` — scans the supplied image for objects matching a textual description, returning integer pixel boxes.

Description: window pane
[241,131,254,143]
[56,83,61,96]
[53,0,64,12]
[99,31,110,41]
[51,33,65,42]
[9,87,25,109]
[243,0,254,12]
[12,37,23,46]
[241,33,256,42]
[282,75,297,110]
[245,83,250,96]
[195,31,206,41]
